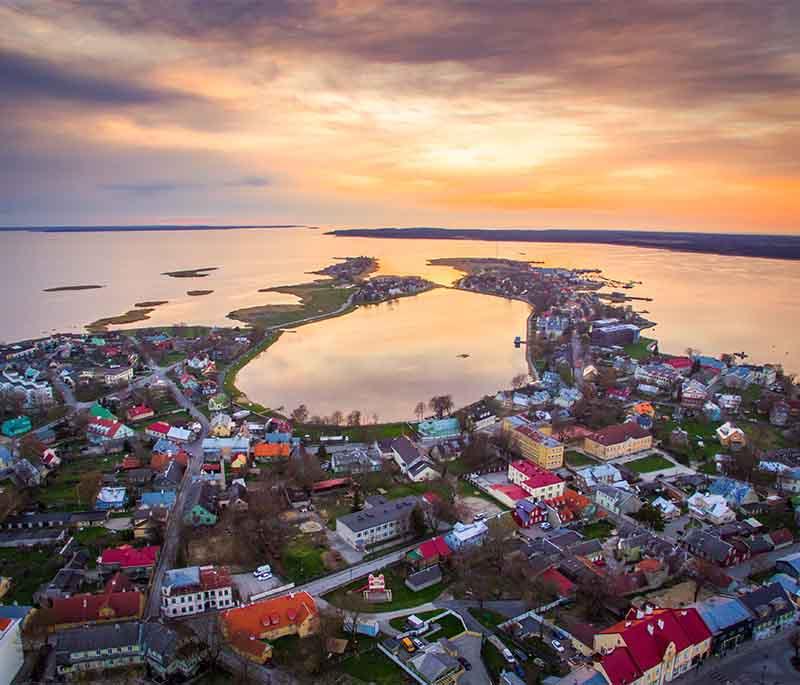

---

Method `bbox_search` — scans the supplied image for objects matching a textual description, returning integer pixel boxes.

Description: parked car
[502,648,516,663]
[541,522,552,530]
[551,639,565,653]
[257,565,272,574]
[401,637,416,653]
[412,638,425,650]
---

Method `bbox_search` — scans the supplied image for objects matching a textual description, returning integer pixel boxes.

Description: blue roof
[709,477,753,506]
[141,491,177,508]
[777,552,800,573]
[164,566,200,589]
[265,432,291,443]
[697,356,726,369]
[0,605,32,621]
[694,596,752,632]
[153,438,180,455]
[770,573,800,596]
[417,417,460,437]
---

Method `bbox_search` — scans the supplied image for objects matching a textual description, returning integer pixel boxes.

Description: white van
[257,565,272,574]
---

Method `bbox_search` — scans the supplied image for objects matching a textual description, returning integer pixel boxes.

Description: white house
[687,492,736,525]
[335,495,418,551]
[160,566,234,618]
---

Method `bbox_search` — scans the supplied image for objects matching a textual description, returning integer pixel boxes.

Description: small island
[187,290,214,296]
[310,256,377,282]
[86,307,156,331]
[43,284,104,292]
[134,300,169,307]
[162,267,218,278]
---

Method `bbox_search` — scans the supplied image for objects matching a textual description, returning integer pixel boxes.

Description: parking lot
[232,571,286,603]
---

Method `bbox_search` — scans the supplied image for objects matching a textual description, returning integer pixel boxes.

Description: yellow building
[501,416,563,469]
[583,423,652,461]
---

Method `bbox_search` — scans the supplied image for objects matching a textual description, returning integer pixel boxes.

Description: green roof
[2,416,32,437]
[89,403,115,420]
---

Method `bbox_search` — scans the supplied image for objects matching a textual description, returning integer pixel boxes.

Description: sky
[1,1,798,233]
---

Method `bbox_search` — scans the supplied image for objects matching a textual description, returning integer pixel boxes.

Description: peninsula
[328,227,800,261]
[162,267,218,278]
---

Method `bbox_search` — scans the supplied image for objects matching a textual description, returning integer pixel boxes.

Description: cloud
[0,47,196,106]
[100,182,188,194]
[225,175,271,188]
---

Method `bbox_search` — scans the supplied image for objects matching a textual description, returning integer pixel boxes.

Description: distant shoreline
[0,224,302,233]
[328,227,800,261]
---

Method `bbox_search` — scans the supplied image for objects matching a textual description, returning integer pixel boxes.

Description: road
[726,541,800,580]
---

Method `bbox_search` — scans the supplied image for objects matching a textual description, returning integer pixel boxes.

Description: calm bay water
[1,228,798,420]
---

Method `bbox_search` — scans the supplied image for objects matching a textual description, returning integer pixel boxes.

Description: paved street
[726,541,800,580]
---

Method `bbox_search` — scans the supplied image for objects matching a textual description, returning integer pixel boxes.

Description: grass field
[425,613,467,640]
[565,450,595,467]
[323,565,446,613]
[468,607,506,631]
[281,539,326,583]
[340,645,406,684]
[580,520,616,540]
[625,454,675,473]
[0,548,64,605]
[624,336,657,360]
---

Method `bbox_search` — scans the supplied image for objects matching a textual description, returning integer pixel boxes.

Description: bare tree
[330,410,344,426]
[76,471,102,507]
[511,373,528,390]
[429,395,454,419]
[347,410,362,426]
[414,402,426,421]
[291,404,309,424]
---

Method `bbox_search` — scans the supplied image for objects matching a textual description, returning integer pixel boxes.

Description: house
[651,496,680,520]
[405,565,444,593]
[145,421,171,440]
[738,582,795,640]
[684,529,748,567]
[86,417,134,446]
[774,552,800,580]
[502,415,564,469]
[153,460,184,491]
[54,621,142,678]
[703,402,722,422]
[583,423,652,461]
[221,592,319,663]
[183,482,218,527]
[508,460,565,501]
[95,487,128,511]
[336,495,418,551]
[253,442,291,461]
[99,545,159,579]
[716,422,746,451]
[687,492,736,525]
[466,402,497,431]
[634,363,679,389]
[0,616,23,685]
[48,574,144,629]
[717,394,742,414]
[210,413,235,437]
[696,356,727,375]
[390,436,425,474]
[140,491,177,510]
[692,596,753,654]
[594,606,711,685]
[681,379,708,409]
[416,417,461,442]
[575,463,626,490]
[100,365,134,385]
[141,622,206,681]
[126,405,154,422]
[445,520,488,550]
[708,478,759,508]
[407,460,440,482]
[161,566,234,618]
[595,484,642,516]
[167,426,192,443]
[408,639,463,684]
[663,357,693,375]
[1,416,31,438]
[406,536,452,569]
[770,574,800,608]
[329,444,383,474]
[202,436,251,461]
[770,401,790,427]
[132,506,169,541]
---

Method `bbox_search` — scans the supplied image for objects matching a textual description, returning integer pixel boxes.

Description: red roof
[769,528,793,546]
[510,460,563,489]
[600,607,711,680]
[200,566,233,590]
[311,477,351,492]
[146,421,171,435]
[417,536,453,560]
[100,545,159,568]
[664,357,692,369]
[50,590,143,625]
[87,417,127,439]
[588,423,650,446]
[0,618,12,633]
[104,572,135,593]
[221,592,318,641]
[601,646,642,685]
[121,456,142,470]
[540,567,575,596]
[127,405,154,421]
[490,484,529,502]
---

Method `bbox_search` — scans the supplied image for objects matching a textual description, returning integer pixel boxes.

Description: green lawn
[340,646,407,684]
[0,548,64,605]
[281,539,326,583]
[565,451,595,467]
[35,454,121,510]
[323,565,446,613]
[625,454,675,473]
[468,607,506,631]
[425,613,466,640]
[580,520,615,540]
[624,336,656,360]
[389,609,443,631]
[481,640,508,682]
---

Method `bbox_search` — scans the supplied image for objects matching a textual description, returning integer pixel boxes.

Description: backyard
[340,644,408,684]
[34,453,121,510]
[281,538,327,583]
[424,613,467,640]
[0,547,63,605]
[468,607,506,631]
[323,564,446,612]
[625,454,675,473]
[565,450,595,467]
[580,520,615,540]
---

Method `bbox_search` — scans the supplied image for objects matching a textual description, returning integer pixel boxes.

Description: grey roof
[141,622,178,659]
[56,622,141,664]
[338,495,418,532]
[391,436,422,466]
[406,565,442,590]
[408,460,438,478]
[738,582,793,622]
[685,529,732,563]
[411,650,460,682]
[570,539,603,558]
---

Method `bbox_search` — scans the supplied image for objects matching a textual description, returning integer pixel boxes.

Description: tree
[429,394,454,419]
[511,373,528,390]
[330,410,344,426]
[632,502,665,531]
[288,452,325,489]
[19,434,45,461]
[372,412,379,425]
[347,410,361,426]
[461,433,491,472]
[76,471,102,507]
[414,402,426,421]
[291,404,309,424]
[410,504,428,538]
[574,575,614,622]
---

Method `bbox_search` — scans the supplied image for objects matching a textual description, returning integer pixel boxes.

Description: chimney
[657,619,665,630]
[645,605,654,615]
[636,609,644,620]
[647,624,654,635]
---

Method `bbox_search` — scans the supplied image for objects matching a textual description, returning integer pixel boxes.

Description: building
[591,323,640,346]
[86,417,135,446]
[634,363,679,390]
[99,545,159,580]
[681,380,708,409]
[329,444,383,474]
[48,574,144,629]
[417,417,461,442]
[253,442,291,461]
[221,592,319,663]
[0,369,53,407]
[1,416,31,438]
[210,413,235,437]
[390,436,426,474]
[717,394,742,414]
[775,552,800,580]
[595,484,642,516]
[692,596,752,655]
[574,463,627,490]
[594,606,711,685]
[508,460,565,501]
[444,520,488,550]
[502,415,564,469]
[335,495,418,551]
[583,423,652,461]
[161,566,234,618]
[708,478,759,508]
[54,621,142,677]
[716,422,746,451]
[684,529,748,567]
[141,622,206,681]
[466,402,497,431]
[0,617,23,685]
[183,482,218,527]
[738,582,795,639]
[95,486,128,511]
[687,493,736,525]
[126,405,154,422]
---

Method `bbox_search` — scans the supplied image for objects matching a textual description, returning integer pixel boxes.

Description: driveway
[233,572,286,603]
[450,632,491,685]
